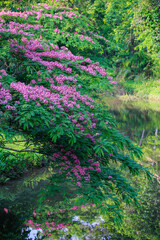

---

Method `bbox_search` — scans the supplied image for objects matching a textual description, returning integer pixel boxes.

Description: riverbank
[113,78,160,101]
[99,95,160,113]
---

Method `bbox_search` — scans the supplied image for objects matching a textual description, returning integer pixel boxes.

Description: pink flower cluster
[0,9,28,19]
[0,5,110,51]
[0,69,7,76]
[0,20,44,37]
[93,34,109,43]
[70,203,96,210]
[54,74,77,84]
[37,48,84,61]
[51,149,102,187]
[0,86,12,105]
[0,5,110,52]
[4,208,8,213]
[26,219,71,234]
[54,10,78,19]
[79,62,110,77]
[0,6,115,140]
[12,37,78,66]
[75,34,96,44]
[26,202,96,236]
[0,8,115,80]
[56,6,72,10]
[8,21,43,30]
[10,75,94,110]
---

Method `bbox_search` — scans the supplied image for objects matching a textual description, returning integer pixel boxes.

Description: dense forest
[0,0,159,239]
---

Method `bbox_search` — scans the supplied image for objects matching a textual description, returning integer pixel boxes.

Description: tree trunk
[154,128,158,150]
[139,129,145,146]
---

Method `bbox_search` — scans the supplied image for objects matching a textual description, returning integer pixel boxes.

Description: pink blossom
[4,208,8,213]
[88,166,94,170]
[107,76,113,80]
[84,176,90,181]
[33,212,37,217]
[31,80,36,84]
[21,36,28,43]
[0,69,7,76]
[96,168,101,172]
[76,182,81,187]
[92,162,99,167]
[88,159,93,163]
[26,220,33,225]
[108,176,113,179]
[109,80,117,84]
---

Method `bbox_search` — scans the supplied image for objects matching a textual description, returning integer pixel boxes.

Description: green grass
[113,67,160,100]
[118,76,160,100]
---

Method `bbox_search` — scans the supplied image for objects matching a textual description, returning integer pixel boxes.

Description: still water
[0,97,160,240]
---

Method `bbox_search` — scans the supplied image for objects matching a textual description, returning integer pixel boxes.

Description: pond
[103,96,160,174]
[0,97,160,240]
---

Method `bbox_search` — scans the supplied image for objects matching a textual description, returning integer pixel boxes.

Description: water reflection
[103,97,160,143]
[103,97,160,173]
[0,168,49,239]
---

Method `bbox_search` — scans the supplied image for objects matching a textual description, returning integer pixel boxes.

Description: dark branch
[0,146,39,153]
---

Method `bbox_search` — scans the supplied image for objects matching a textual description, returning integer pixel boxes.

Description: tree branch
[1,140,27,143]
[0,146,39,153]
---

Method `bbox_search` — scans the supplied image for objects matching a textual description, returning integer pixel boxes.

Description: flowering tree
[0,0,151,235]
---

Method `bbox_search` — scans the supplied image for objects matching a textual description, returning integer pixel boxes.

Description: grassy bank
[116,77,160,100]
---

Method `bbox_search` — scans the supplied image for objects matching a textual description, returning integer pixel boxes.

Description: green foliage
[84,0,160,80]
[103,179,160,240]
[0,148,46,183]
